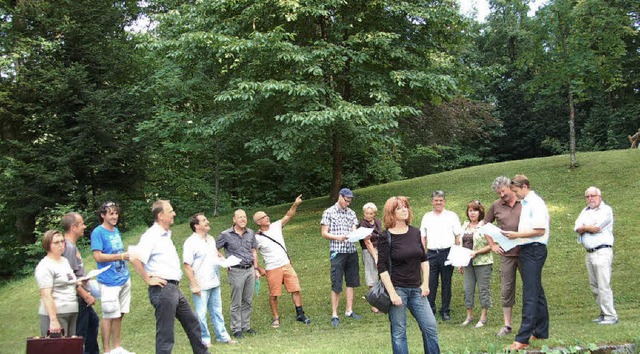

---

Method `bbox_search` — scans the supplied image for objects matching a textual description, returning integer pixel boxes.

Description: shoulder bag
[365,231,392,314]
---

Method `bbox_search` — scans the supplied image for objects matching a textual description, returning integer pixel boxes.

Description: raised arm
[281,195,303,227]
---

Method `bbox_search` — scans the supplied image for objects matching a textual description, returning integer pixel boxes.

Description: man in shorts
[91,202,134,354]
[253,195,311,328]
[321,188,361,327]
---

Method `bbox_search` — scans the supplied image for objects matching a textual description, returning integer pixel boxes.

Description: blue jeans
[193,286,231,344]
[389,287,440,354]
[516,242,549,343]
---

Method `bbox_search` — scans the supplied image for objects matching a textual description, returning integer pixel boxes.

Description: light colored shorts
[99,278,132,319]
[266,263,301,297]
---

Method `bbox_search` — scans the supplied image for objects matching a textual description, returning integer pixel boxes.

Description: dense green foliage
[1,0,638,277]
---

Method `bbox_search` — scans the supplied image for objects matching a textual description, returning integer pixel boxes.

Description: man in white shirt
[183,214,237,347]
[131,200,209,354]
[574,186,617,325]
[253,195,311,329]
[420,190,462,321]
[502,175,549,351]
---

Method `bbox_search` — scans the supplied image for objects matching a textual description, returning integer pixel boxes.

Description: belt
[586,244,612,253]
[427,247,451,253]
[232,264,253,269]
[166,279,179,285]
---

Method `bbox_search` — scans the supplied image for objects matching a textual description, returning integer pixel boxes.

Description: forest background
[1,0,638,278]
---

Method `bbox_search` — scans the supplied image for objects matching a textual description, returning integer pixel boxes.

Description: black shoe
[244,328,257,335]
[442,313,451,321]
[296,314,311,324]
[233,331,243,339]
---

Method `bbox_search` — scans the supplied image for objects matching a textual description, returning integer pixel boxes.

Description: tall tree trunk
[16,213,36,244]
[213,140,220,216]
[330,129,343,201]
[568,89,577,167]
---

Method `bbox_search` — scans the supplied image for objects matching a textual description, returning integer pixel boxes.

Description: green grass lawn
[2,150,639,353]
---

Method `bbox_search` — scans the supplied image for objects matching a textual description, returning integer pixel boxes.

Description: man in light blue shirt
[574,186,617,325]
[131,200,208,354]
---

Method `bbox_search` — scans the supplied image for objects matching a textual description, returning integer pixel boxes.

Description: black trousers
[515,242,549,343]
[427,248,453,316]
[76,297,100,354]
[148,283,209,354]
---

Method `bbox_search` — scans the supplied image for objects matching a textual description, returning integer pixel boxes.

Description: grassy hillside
[2,150,639,353]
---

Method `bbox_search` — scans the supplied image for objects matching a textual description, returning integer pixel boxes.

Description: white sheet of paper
[347,227,374,243]
[478,223,520,252]
[78,264,111,282]
[445,245,473,267]
[128,245,144,262]
[217,255,242,268]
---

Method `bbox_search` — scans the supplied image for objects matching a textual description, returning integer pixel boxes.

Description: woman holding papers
[378,196,440,354]
[459,200,493,328]
[35,230,79,336]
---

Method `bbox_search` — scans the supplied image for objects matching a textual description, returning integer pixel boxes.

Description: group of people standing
[35,196,312,354]
[34,174,618,353]
[324,175,618,353]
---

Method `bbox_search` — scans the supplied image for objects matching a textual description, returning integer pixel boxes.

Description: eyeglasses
[256,214,269,221]
[470,200,481,205]
[585,194,600,199]
[102,201,116,208]
[342,197,353,204]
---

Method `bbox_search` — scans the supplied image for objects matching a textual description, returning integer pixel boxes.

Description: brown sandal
[271,317,280,328]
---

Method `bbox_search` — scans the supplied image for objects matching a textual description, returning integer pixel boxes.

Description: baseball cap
[339,188,355,198]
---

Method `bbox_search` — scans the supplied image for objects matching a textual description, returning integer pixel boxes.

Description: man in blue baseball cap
[321,188,362,327]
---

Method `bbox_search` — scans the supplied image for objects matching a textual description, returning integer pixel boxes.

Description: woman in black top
[378,196,440,354]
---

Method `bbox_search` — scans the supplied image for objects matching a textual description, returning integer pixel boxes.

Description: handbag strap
[386,230,392,276]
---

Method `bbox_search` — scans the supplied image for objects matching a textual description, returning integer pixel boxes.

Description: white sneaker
[112,347,136,354]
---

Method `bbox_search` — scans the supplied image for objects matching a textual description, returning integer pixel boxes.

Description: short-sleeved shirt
[91,225,129,286]
[62,240,86,278]
[216,226,257,267]
[518,190,550,245]
[377,226,427,288]
[483,198,522,256]
[573,201,614,249]
[461,221,493,266]
[183,233,220,290]
[419,209,462,250]
[137,222,182,281]
[255,220,289,270]
[35,256,79,315]
[321,203,358,253]
[358,218,382,250]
